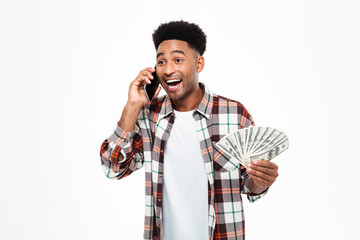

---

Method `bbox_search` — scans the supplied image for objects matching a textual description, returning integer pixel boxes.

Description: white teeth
[166,79,181,84]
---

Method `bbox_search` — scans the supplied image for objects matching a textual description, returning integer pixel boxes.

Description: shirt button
[160,150,164,154]
[158,198,161,202]
[159,173,163,177]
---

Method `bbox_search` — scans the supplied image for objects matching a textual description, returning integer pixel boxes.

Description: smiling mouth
[165,79,182,89]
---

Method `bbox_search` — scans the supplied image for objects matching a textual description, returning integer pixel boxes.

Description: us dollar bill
[216,126,289,166]
[249,137,289,161]
[217,135,242,162]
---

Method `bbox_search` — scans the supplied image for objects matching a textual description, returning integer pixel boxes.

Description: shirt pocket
[212,141,242,172]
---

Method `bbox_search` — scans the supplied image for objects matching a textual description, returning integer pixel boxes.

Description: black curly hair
[152,20,207,56]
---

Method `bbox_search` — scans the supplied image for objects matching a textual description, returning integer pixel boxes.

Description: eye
[158,60,165,65]
[175,58,183,63]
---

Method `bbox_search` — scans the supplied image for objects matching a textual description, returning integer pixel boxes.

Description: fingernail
[253,160,258,164]
[247,168,251,172]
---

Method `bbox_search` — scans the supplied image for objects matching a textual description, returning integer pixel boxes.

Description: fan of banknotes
[216,126,289,167]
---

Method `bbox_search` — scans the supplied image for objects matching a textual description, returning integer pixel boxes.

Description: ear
[196,56,205,73]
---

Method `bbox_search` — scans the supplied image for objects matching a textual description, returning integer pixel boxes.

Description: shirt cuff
[109,125,138,143]
[247,188,268,203]
[108,125,139,163]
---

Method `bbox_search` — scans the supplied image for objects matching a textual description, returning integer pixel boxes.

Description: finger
[144,75,151,84]
[140,67,155,75]
[252,160,278,170]
[247,163,278,177]
[139,75,151,85]
[247,167,277,183]
[249,172,275,189]
[132,76,151,87]
[142,67,155,72]
[250,174,273,188]
[142,70,156,81]
[137,68,152,79]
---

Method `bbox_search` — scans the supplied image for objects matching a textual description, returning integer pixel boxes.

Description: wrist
[125,101,143,112]
[118,103,142,132]
[248,178,268,195]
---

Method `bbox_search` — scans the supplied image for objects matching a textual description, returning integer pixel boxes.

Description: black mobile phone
[144,68,159,101]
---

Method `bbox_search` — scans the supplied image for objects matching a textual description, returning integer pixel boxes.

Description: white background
[1,0,359,239]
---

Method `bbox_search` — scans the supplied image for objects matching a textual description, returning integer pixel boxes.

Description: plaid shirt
[100,83,267,240]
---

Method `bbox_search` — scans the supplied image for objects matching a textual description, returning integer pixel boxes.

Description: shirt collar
[159,82,213,119]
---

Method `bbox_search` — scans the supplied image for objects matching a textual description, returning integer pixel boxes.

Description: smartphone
[144,68,160,101]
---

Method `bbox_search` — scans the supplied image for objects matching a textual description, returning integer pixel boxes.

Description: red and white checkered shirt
[100,83,267,240]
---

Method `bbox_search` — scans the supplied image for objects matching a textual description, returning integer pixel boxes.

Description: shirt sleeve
[100,124,144,180]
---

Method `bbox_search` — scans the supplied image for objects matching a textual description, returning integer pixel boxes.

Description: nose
[164,62,176,76]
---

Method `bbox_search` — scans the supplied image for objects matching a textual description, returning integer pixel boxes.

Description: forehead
[156,39,196,56]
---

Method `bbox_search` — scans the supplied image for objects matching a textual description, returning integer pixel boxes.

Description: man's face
[155,39,203,103]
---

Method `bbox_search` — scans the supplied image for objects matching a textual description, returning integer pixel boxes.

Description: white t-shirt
[162,110,208,240]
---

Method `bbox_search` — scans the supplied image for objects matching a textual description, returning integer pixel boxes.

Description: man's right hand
[118,67,161,132]
[127,67,161,108]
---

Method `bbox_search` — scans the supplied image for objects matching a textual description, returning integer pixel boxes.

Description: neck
[172,85,204,112]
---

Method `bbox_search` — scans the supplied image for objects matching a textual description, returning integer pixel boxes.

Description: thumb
[153,85,162,99]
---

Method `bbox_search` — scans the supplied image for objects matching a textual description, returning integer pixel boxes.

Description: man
[100,20,279,240]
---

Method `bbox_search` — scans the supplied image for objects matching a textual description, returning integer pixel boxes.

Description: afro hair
[152,20,207,56]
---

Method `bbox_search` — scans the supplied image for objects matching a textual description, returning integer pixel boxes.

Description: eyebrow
[156,50,186,59]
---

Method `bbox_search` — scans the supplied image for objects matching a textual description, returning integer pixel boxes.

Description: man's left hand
[246,160,279,194]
